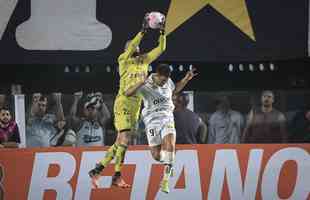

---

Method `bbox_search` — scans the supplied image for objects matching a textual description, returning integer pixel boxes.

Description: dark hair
[39,95,48,102]
[214,95,230,107]
[156,64,171,77]
[0,106,10,112]
[261,90,274,97]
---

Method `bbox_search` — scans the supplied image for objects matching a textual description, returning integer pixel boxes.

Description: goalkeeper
[89,13,166,188]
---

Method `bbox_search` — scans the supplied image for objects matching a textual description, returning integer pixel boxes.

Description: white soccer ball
[147,12,165,29]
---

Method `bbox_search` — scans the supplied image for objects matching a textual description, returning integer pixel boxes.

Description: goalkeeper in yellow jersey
[89,13,166,188]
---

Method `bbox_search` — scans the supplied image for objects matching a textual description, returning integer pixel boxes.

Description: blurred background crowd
[1,84,309,149]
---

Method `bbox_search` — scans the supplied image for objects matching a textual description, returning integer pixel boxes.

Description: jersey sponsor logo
[115,108,130,116]
[153,97,168,105]
[26,146,310,200]
[0,145,309,199]
[82,135,101,143]
[84,124,100,130]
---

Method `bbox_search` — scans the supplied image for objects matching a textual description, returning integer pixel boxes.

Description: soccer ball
[147,12,165,29]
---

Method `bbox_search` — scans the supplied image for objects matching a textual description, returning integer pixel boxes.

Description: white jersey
[138,74,175,124]
[76,120,104,147]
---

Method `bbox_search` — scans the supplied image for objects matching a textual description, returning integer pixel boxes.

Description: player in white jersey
[124,63,197,193]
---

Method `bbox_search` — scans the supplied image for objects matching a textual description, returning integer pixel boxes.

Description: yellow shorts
[113,95,141,132]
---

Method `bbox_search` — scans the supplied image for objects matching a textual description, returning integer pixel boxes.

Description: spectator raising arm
[70,91,83,127]
[53,93,65,122]
[94,92,111,127]
[30,93,41,119]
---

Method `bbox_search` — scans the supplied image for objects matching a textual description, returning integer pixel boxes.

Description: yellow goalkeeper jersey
[117,32,166,99]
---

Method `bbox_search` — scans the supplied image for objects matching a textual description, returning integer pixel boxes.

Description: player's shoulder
[167,78,175,89]
[143,76,154,90]
[168,77,174,83]
[146,73,155,83]
[117,53,123,61]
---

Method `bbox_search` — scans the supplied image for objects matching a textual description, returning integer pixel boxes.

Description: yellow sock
[114,144,127,172]
[163,164,172,181]
[100,144,118,167]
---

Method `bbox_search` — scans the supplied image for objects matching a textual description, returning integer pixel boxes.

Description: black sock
[95,163,105,171]
[165,164,172,174]
[114,171,121,177]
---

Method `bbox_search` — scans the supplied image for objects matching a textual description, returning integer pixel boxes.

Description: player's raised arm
[145,23,166,64]
[124,74,147,97]
[118,32,144,62]
[173,68,198,95]
[118,15,149,63]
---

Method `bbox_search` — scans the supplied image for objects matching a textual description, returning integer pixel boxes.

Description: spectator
[49,120,77,146]
[26,93,64,147]
[208,95,244,144]
[11,84,22,95]
[0,107,20,148]
[242,90,288,143]
[70,91,111,146]
[173,92,207,144]
[289,105,310,143]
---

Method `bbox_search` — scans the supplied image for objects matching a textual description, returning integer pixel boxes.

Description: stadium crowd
[0,89,309,148]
